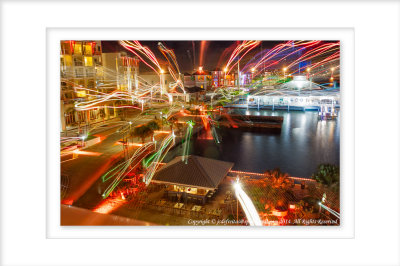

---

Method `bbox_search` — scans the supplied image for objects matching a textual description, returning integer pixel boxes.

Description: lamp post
[307,67,312,97]
[283,67,287,80]
[251,67,255,81]
[81,135,86,147]
[236,177,239,225]
[224,67,227,86]
[237,61,240,90]
[160,69,165,95]
[128,121,132,137]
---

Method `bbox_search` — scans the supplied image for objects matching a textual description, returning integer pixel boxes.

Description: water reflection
[165,110,340,178]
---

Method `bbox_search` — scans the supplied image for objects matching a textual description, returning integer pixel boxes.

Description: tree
[161,117,170,131]
[147,120,161,131]
[311,164,340,193]
[168,116,178,131]
[176,122,184,136]
[264,168,290,189]
[146,120,161,140]
[131,125,153,143]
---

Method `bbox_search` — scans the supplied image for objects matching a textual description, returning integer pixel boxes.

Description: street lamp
[81,135,86,147]
[223,67,228,86]
[140,99,144,111]
[160,69,165,95]
[251,67,255,81]
[283,67,287,79]
[307,67,313,96]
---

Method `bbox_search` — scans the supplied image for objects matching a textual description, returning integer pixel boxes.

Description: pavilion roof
[152,155,234,189]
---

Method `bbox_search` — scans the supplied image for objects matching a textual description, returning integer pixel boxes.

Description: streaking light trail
[101,142,154,199]
[225,41,261,73]
[319,202,340,219]
[182,120,195,164]
[143,133,175,185]
[234,179,262,226]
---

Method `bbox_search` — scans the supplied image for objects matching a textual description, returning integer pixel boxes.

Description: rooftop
[152,155,234,189]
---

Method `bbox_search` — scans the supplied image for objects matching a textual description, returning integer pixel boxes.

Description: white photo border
[1,1,399,266]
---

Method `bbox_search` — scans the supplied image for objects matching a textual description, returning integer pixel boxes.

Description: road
[60,104,183,205]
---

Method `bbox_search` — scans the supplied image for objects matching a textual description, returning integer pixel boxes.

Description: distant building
[184,69,212,90]
[211,69,224,87]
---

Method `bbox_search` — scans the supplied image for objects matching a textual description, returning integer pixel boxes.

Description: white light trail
[319,202,340,219]
[234,180,262,226]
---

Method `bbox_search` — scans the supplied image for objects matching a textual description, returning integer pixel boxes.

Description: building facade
[60,41,139,133]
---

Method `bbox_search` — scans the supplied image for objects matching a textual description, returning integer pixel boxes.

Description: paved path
[61,115,154,204]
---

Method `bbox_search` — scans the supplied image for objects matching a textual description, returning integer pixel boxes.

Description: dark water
[165,109,340,178]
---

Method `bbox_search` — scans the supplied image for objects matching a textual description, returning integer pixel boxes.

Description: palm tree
[176,122,184,136]
[264,168,290,189]
[168,116,178,131]
[163,118,170,130]
[131,125,153,144]
[147,120,161,141]
[147,120,161,131]
[311,164,340,193]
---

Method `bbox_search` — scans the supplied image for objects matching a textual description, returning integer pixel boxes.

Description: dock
[217,114,283,131]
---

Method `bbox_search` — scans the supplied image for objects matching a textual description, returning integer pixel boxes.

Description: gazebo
[151,155,234,204]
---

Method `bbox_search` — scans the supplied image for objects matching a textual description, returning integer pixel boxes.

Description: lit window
[76,91,86,97]
[73,43,82,55]
[84,44,93,56]
[84,56,93,66]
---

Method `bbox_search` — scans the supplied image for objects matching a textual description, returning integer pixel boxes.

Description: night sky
[101,41,284,73]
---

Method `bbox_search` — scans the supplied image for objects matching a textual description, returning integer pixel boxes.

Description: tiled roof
[152,155,234,189]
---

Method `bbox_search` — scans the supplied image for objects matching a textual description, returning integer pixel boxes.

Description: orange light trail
[72,150,102,156]
[93,197,126,214]
[115,142,143,147]
[154,130,172,134]
[225,41,261,73]
[119,40,162,74]
[158,42,185,92]
[199,40,210,67]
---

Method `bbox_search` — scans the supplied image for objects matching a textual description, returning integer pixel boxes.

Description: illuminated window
[185,187,198,194]
[84,44,93,56]
[73,43,82,55]
[63,55,73,66]
[61,42,71,54]
[84,56,93,66]
[76,90,86,97]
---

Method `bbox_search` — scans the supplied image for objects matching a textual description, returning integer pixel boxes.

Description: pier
[217,114,283,131]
